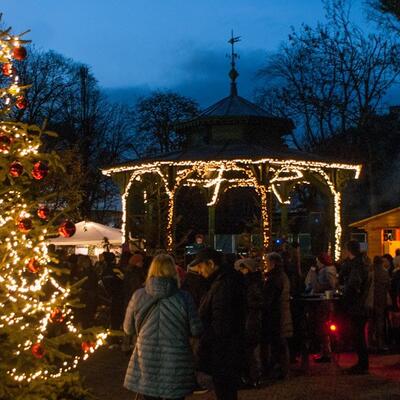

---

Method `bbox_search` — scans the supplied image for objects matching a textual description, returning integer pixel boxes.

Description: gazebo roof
[104,43,359,176]
[200,94,272,118]
[175,92,293,132]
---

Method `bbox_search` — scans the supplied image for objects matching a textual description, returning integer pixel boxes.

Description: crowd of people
[58,241,400,400]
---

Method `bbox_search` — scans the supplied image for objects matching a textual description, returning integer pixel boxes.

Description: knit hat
[129,253,144,266]
[317,253,333,266]
[188,248,223,269]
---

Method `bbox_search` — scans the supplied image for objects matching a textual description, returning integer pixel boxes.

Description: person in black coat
[340,241,371,374]
[235,258,264,387]
[262,252,293,380]
[181,264,209,309]
[123,253,147,310]
[192,248,245,400]
[101,252,124,332]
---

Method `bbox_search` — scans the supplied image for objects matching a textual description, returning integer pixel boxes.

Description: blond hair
[146,254,179,285]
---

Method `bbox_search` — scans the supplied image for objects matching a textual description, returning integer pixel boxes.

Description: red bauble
[15,96,27,110]
[31,343,45,359]
[37,205,50,220]
[58,220,76,238]
[81,341,95,353]
[31,161,49,180]
[50,308,65,323]
[18,217,32,233]
[2,63,14,76]
[0,134,12,152]
[9,161,23,177]
[27,258,41,273]
[12,46,27,61]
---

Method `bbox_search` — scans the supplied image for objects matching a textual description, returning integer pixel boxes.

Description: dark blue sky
[3,0,368,106]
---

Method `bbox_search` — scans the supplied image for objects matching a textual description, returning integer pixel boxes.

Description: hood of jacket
[145,276,178,299]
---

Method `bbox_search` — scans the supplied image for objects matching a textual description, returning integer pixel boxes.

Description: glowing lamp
[329,324,337,332]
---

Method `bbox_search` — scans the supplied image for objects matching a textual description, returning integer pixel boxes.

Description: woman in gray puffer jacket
[123,254,203,400]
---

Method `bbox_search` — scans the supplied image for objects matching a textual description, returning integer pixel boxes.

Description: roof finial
[228,30,240,96]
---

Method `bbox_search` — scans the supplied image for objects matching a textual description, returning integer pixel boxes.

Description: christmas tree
[0,19,107,400]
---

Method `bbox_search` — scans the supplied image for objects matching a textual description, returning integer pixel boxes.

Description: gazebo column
[166,193,175,252]
[280,203,289,237]
[259,163,271,253]
[260,185,271,253]
[208,205,216,248]
[166,165,178,252]
[332,190,342,260]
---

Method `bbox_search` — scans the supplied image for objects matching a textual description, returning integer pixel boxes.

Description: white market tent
[50,221,122,246]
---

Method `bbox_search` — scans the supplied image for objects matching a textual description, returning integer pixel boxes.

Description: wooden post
[208,205,216,248]
[166,193,175,252]
[280,203,289,237]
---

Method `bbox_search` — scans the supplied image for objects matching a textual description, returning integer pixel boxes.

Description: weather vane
[227,30,241,96]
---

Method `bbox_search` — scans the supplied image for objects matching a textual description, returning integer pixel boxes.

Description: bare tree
[134,91,199,155]
[367,0,400,34]
[16,48,76,124]
[257,0,400,150]
[18,48,135,222]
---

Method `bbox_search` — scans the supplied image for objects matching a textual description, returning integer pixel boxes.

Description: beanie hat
[317,253,333,266]
[234,258,258,272]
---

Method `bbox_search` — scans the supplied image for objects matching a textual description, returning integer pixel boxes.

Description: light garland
[0,25,108,386]
[108,157,358,259]
[102,157,362,177]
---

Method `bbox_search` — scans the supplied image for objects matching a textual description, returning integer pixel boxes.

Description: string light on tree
[0,20,108,395]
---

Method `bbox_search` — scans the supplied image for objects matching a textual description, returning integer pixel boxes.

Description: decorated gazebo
[103,39,361,260]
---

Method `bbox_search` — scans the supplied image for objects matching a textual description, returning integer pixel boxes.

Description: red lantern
[18,218,32,233]
[58,220,76,238]
[37,205,50,220]
[2,63,14,76]
[9,161,23,177]
[31,161,49,180]
[27,258,41,273]
[50,308,65,323]
[12,46,27,61]
[15,96,27,110]
[31,342,45,359]
[81,341,95,353]
[0,134,12,152]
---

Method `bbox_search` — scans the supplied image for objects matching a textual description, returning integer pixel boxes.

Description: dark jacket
[392,269,400,311]
[123,265,146,309]
[198,265,246,377]
[341,255,370,316]
[243,271,264,346]
[262,265,293,341]
[123,277,203,398]
[181,270,209,309]
[373,263,390,312]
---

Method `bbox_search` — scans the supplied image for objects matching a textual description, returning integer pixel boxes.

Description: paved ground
[80,349,400,400]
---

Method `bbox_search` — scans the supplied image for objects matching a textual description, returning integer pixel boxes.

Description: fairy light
[270,167,304,183]
[271,184,291,205]
[0,26,108,386]
[104,156,360,258]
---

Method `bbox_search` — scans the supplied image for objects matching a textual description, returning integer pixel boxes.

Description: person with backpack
[340,240,371,374]
[123,254,203,400]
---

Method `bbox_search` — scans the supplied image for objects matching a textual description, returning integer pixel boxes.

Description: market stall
[50,221,122,256]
